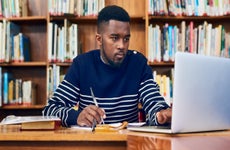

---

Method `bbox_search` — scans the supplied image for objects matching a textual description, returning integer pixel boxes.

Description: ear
[96,33,102,46]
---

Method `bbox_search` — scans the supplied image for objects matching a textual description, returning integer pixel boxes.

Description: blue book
[194,0,199,16]
[19,33,30,62]
[8,22,21,62]
[3,72,13,105]
[3,72,9,105]
[168,25,173,60]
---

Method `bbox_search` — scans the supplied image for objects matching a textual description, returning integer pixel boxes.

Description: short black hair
[97,5,130,32]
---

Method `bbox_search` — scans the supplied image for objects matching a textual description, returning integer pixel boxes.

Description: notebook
[128,52,230,133]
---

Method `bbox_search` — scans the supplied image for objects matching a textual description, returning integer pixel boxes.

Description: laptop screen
[172,52,230,133]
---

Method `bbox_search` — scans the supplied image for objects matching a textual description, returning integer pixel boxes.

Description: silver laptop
[128,52,230,133]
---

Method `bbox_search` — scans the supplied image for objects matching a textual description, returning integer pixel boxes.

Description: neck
[100,55,108,65]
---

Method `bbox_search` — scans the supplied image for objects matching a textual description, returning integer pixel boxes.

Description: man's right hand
[156,108,172,125]
[77,105,106,127]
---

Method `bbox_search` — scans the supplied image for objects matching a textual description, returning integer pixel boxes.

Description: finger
[164,108,172,123]
[78,105,105,126]
[156,112,164,124]
[77,112,93,127]
[78,120,91,127]
[87,105,105,123]
[156,111,167,124]
[84,108,98,124]
[77,106,96,126]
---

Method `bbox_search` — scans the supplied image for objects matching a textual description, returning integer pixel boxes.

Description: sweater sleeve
[138,60,170,126]
[42,57,81,127]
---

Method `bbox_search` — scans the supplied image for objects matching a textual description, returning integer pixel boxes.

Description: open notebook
[128,52,230,134]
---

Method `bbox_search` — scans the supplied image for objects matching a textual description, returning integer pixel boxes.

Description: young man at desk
[43,5,172,127]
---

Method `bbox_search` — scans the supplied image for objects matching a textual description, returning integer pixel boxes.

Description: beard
[101,42,124,68]
[101,49,122,68]
[108,59,122,68]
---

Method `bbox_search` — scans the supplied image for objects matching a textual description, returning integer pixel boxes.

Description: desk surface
[0,125,127,141]
[126,130,230,150]
[1,125,230,150]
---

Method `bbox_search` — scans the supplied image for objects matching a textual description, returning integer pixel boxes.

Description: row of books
[148,0,230,16]
[148,21,230,62]
[47,64,65,98]
[48,0,105,16]
[0,0,28,18]
[0,21,30,63]
[153,70,174,106]
[0,70,36,107]
[48,19,79,63]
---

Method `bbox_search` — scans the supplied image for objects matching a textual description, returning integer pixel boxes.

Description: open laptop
[128,52,230,133]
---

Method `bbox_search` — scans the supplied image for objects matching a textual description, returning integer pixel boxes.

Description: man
[43,5,171,127]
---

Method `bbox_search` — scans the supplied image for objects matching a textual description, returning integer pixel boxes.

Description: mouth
[115,53,125,59]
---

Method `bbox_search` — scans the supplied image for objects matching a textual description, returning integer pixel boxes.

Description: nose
[117,39,125,50]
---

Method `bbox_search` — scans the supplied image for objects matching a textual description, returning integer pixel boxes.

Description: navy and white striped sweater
[42,50,169,127]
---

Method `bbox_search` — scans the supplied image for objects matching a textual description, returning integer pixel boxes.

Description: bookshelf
[0,0,48,120]
[146,0,230,104]
[0,0,230,121]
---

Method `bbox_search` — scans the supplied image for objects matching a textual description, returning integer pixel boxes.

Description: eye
[111,36,118,41]
[124,37,130,42]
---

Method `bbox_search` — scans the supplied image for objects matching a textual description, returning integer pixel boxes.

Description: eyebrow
[110,33,131,37]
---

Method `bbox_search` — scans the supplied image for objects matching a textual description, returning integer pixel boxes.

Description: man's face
[96,20,130,67]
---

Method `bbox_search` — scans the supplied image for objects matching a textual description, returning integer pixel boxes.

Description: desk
[1,125,230,150]
[126,131,230,150]
[0,125,127,150]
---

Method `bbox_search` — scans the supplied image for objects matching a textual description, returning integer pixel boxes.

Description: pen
[90,87,105,124]
[92,119,97,131]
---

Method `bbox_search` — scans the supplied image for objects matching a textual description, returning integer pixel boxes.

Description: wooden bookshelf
[0,62,47,66]
[0,0,48,120]
[1,105,44,109]
[1,0,230,121]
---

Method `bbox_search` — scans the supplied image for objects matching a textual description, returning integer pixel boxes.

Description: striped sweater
[42,50,169,127]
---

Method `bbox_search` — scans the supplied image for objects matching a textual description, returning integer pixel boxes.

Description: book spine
[19,33,30,62]
[3,72,9,105]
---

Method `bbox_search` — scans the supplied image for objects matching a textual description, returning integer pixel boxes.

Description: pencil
[90,87,105,124]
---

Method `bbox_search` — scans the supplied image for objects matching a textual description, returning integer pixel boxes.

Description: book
[22,80,36,105]
[3,72,8,105]
[19,0,28,17]
[3,72,13,105]
[47,22,53,62]
[13,34,19,62]
[8,79,15,104]
[0,115,61,130]
[14,78,23,104]
[19,33,30,62]
[7,21,21,62]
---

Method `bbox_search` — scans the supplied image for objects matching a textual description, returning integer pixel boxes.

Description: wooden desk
[0,125,127,150]
[126,130,230,150]
[1,125,230,150]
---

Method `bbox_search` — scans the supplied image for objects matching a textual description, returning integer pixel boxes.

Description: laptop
[128,52,230,133]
